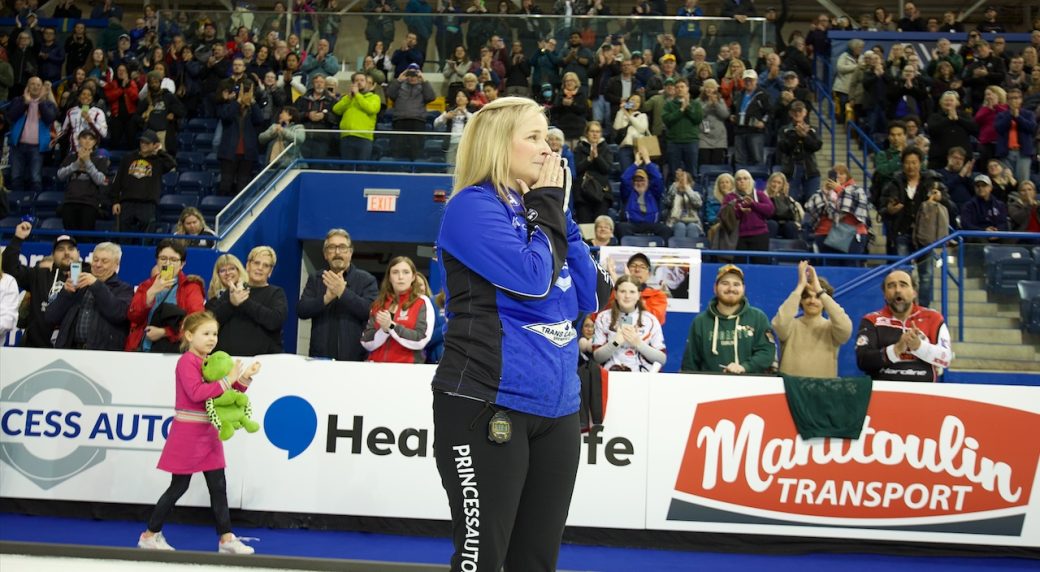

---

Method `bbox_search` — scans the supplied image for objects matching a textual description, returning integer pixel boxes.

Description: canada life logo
[669,392,1040,535]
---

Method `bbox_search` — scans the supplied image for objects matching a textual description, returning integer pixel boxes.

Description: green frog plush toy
[201,351,260,441]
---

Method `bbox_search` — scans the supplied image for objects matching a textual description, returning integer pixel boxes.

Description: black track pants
[146,469,232,536]
[433,392,580,572]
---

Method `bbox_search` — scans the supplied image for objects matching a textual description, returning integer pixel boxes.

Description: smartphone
[69,261,82,284]
[621,315,634,326]
[160,265,175,281]
[80,104,90,113]
[827,169,838,181]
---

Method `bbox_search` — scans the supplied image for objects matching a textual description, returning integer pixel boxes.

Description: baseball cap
[973,174,992,185]
[782,70,797,79]
[664,77,676,86]
[53,234,77,250]
[118,33,131,41]
[139,129,160,144]
[715,264,744,284]
[632,169,648,180]
[406,63,421,71]
[742,69,758,80]
[627,252,651,269]
[660,54,676,63]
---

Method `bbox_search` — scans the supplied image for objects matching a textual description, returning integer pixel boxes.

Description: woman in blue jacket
[432,96,611,572]
[216,80,267,196]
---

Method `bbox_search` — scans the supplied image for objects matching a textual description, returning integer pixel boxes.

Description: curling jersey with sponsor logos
[855,304,953,383]
[433,182,612,418]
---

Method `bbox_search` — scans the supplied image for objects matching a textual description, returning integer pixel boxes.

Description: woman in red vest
[360,256,435,363]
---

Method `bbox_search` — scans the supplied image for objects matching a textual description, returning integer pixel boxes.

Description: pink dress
[157,352,249,474]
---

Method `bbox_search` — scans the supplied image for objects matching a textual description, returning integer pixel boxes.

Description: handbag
[634,135,661,158]
[823,220,857,253]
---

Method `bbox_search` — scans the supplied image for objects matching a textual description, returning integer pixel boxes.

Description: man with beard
[1,224,82,347]
[680,264,776,375]
[856,269,952,382]
[297,228,379,361]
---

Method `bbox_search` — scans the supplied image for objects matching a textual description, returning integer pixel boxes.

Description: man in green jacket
[641,77,676,138]
[680,264,777,375]
[332,72,382,166]
[662,77,703,182]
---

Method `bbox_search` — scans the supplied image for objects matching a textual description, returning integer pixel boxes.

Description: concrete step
[953,342,1040,361]
[932,277,985,290]
[935,289,989,304]
[957,302,1019,318]
[946,315,1020,329]
[951,358,1040,372]
[961,328,1030,345]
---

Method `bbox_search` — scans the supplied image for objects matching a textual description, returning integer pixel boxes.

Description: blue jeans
[340,136,373,170]
[672,222,702,239]
[767,219,799,239]
[666,140,698,180]
[734,132,765,166]
[592,95,610,127]
[618,146,636,176]
[10,143,43,193]
[1004,150,1034,189]
[896,235,936,307]
[788,166,820,204]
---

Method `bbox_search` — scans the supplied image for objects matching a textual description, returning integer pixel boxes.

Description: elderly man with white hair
[44,242,134,350]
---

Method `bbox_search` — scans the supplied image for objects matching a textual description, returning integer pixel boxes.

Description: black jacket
[45,273,132,350]
[1,236,69,347]
[777,121,822,178]
[925,111,978,168]
[109,149,176,205]
[208,284,288,356]
[297,265,379,361]
[880,170,954,236]
[573,138,614,224]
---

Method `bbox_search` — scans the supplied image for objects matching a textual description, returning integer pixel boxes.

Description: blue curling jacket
[433,181,612,418]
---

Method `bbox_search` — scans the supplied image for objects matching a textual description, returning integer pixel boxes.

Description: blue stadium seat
[176,151,205,171]
[769,238,810,265]
[193,133,215,151]
[95,219,116,232]
[161,171,179,195]
[1018,281,1040,334]
[668,236,706,249]
[39,217,65,230]
[178,171,216,196]
[31,191,65,219]
[186,118,218,133]
[204,152,220,170]
[0,216,21,228]
[6,191,34,214]
[620,234,667,248]
[734,164,770,181]
[984,246,1034,296]
[199,195,232,218]
[177,131,195,150]
[158,194,198,223]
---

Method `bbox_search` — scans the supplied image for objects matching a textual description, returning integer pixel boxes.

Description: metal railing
[809,74,836,166]
[845,119,882,186]
[833,230,1040,342]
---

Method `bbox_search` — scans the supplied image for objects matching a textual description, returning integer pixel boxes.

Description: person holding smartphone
[592,275,666,372]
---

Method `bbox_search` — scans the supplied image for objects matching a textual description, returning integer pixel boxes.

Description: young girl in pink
[138,311,261,554]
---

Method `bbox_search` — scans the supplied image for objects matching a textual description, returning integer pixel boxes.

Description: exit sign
[367,194,397,212]
[364,188,401,212]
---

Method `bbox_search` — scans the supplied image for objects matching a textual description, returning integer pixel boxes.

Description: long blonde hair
[208,253,246,299]
[451,96,546,204]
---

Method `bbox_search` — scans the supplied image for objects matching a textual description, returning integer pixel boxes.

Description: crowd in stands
[1,219,953,382]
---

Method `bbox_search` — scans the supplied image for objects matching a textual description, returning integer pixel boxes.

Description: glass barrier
[215,140,299,233]
[293,128,452,171]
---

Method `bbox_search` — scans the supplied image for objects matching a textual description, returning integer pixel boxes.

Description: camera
[624,102,634,110]
[405,70,418,77]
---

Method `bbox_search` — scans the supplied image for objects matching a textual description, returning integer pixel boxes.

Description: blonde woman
[206,246,288,356]
[974,85,1007,164]
[207,253,246,301]
[173,207,217,248]
[432,97,611,570]
[764,172,803,240]
[551,71,589,146]
[705,172,734,226]
[719,58,745,107]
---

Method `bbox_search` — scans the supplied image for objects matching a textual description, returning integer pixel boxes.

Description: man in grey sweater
[386,63,435,162]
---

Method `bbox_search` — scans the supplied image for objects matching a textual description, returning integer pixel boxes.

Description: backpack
[913,200,950,248]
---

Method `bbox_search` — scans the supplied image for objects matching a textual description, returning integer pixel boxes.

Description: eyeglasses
[324,244,352,253]
[157,256,181,263]
[628,263,649,271]
[218,266,237,274]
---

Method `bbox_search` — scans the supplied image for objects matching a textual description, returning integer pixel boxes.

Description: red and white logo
[670,392,1040,534]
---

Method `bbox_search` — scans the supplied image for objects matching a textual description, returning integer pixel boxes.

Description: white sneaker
[218,535,255,555]
[138,531,175,550]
